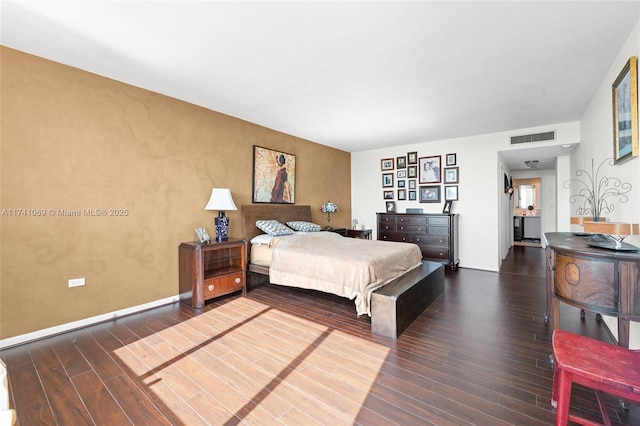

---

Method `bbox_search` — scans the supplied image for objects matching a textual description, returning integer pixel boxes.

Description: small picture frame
[408,190,417,201]
[396,156,407,169]
[386,201,396,212]
[407,151,418,165]
[195,227,211,243]
[442,200,453,214]
[419,185,441,203]
[446,153,457,166]
[397,179,406,188]
[397,170,407,178]
[383,190,394,200]
[382,173,394,187]
[398,189,407,200]
[407,165,417,178]
[444,167,459,184]
[381,158,395,170]
[445,185,459,201]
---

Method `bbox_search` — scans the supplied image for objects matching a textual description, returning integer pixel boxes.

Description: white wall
[576,19,640,348]
[351,121,580,271]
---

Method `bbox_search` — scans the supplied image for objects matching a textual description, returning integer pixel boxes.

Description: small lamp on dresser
[204,188,238,242]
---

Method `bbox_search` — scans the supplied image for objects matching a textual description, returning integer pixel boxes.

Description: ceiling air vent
[510,131,556,145]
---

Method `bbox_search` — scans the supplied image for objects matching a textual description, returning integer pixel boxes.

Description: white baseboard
[0,296,179,349]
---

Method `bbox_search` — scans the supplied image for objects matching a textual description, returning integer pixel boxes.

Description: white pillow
[250,234,275,245]
[255,220,294,236]
[286,220,322,232]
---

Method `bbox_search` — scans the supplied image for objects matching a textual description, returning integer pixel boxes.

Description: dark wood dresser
[377,213,459,270]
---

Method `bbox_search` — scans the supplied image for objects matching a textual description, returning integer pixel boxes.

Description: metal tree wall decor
[564,158,632,220]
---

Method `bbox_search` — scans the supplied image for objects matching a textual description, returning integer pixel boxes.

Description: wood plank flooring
[2,246,638,425]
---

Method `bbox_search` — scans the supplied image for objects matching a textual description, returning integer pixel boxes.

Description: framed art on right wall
[612,56,638,164]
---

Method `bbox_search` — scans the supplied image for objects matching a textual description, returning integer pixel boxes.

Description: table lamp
[583,221,639,251]
[204,188,237,242]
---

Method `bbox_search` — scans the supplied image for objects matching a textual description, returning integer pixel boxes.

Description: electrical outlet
[68,277,85,288]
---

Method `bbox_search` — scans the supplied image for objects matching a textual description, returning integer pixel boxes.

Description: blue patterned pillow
[255,220,294,236]
[287,221,321,232]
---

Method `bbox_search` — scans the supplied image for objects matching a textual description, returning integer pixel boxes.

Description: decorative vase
[326,212,332,230]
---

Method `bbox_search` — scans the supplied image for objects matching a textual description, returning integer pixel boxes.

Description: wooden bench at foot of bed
[371,261,444,339]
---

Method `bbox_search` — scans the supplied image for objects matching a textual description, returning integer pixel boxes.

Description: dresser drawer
[422,247,450,260]
[379,215,396,225]
[379,221,397,232]
[379,231,411,242]
[413,234,448,248]
[428,216,450,226]
[204,273,244,299]
[427,226,450,235]
[397,224,426,234]
[397,215,427,226]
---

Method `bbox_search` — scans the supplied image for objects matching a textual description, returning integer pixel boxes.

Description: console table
[543,232,640,348]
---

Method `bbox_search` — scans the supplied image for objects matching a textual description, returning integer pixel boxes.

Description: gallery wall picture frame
[397,179,406,188]
[382,173,394,187]
[383,190,394,200]
[396,156,407,169]
[444,167,459,184]
[253,145,296,204]
[407,165,417,178]
[407,151,418,165]
[419,185,441,203]
[445,185,459,201]
[381,158,395,170]
[612,56,638,164]
[446,153,457,166]
[408,179,416,189]
[408,190,417,201]
[397,170,407,178]
[419,155,441,184]
[386,201,396,213]
[398,189,407,200]
[442,200,453,214]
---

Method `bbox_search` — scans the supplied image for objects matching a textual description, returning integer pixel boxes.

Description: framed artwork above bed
[252,146,296,204]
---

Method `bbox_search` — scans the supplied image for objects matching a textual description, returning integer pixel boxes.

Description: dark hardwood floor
[2,246,638,425]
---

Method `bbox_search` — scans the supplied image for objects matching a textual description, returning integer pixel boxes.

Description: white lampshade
[204,188,237,211]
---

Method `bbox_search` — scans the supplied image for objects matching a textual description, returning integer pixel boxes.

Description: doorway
[513,177,542,247]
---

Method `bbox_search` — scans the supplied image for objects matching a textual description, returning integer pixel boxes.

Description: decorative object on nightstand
[320,201,338,229]
[204,188,238,242]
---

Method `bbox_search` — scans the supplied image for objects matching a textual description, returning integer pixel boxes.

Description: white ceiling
[2,1,639,171]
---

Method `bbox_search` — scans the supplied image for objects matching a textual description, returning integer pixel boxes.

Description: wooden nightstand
[178,238,247,308]
[346,229,372,239]
[324,227,348,236]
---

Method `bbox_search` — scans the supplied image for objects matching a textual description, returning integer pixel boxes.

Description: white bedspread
[269,232,422,316]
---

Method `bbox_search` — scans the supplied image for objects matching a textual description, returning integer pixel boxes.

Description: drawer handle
[416,238,420,242]
[208,284,214,291]
[235,277,241,284]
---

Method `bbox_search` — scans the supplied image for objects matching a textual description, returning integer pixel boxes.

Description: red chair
[551,330,640,425]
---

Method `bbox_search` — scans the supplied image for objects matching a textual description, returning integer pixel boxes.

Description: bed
[242,204,445,337]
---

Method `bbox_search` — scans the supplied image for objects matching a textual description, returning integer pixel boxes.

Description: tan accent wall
[0,47,351,339]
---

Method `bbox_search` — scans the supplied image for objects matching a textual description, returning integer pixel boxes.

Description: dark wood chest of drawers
[377,213,459,270]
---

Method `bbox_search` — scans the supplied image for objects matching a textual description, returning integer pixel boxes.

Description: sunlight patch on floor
[114,297,390,424]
